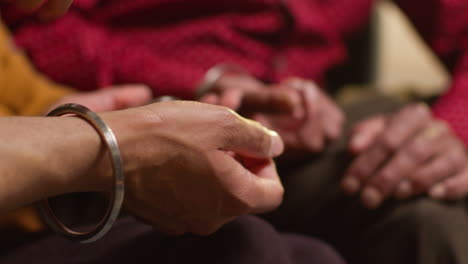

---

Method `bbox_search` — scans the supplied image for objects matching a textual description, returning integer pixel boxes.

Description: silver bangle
[195,63,248,99]
[38,103,125,243]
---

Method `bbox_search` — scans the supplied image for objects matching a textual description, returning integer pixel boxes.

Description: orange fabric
[0,21,73,232]
[0,22,72,116]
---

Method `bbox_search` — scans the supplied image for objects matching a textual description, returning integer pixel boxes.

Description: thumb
[221,115,284,159]
[349,116,387,154]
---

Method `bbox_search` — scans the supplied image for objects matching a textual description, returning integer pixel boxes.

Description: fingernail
[395,181,413,200]
[269,130,284,156]
[361,187,383,209]
[429,185,446,199]
[341,177,360,194]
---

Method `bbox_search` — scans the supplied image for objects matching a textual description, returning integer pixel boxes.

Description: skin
[50,84,153,113]
[200,74,344,152]
[1,0,284,235]
[203,73,468,208]
[342,103,468,209]
[0,101,285,235]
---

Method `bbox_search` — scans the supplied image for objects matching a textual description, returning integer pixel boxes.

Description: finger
[240,88,297,115]
[394,180,412,200]
[200,94,221,105]
[342,104,431,195]
[37,0,73,20]
[221,113,284,158]
[349,116,387,154]
[409,143,466,195]
[429,166,468,200]
[82,85,151,112]
[379,103,431,153]
[320,95,345,141]
[249,159,284,213]
[298,81,324,152]
[219,88,244,111]
[342,143,390,195]
[107,85,153,110]
[210,152,284,214]
[362,122,448,207]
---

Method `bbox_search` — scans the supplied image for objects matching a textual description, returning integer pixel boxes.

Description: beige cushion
[373,0,449,98]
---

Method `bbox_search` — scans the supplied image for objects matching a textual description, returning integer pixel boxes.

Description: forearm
[0,116,106,213]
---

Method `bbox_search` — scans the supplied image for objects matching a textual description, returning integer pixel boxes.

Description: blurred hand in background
[200,74,344,153]
[343,103,468,209]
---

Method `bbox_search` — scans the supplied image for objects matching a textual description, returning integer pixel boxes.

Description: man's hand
[200,75,344,152]
[342,103,468,209]
[0,101,284,236]
[50,84,152,112]
[100,101,285,236]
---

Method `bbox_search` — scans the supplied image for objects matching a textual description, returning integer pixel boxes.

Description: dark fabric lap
[264,96,468,264]
[1,215,345,264]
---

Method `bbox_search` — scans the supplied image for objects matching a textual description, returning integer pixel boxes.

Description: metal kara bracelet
[39,103,124,243]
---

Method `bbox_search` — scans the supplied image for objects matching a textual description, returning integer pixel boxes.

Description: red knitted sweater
[4,0,468,144]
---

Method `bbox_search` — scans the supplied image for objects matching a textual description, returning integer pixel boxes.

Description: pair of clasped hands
[10,0,468,237]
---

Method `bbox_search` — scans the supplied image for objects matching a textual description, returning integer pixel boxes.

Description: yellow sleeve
[0,22,73,116]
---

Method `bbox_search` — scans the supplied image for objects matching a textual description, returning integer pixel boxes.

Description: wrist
[95,108,168,189]
[45,116,111,194]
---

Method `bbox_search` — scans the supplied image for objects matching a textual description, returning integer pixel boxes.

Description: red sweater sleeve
[13,14,205,98]
[432,53,468,145]
[394,0,468,145]
[314,0,374,36]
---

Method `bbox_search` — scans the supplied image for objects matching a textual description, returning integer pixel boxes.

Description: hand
[99,101,285,235]
[199,73,295,114]
[11,0,73,19]
[252,78,344,152]
[342,103,468,209]
[201,75,344,152]
[50,84,152,112]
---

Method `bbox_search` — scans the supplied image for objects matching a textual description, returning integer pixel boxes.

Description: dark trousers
[265,97,468,264]
[1,216,345,264]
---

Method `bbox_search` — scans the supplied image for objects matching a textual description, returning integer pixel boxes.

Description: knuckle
[406,143,429,162]
[216,107,239,127]
[381,134,400,152]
